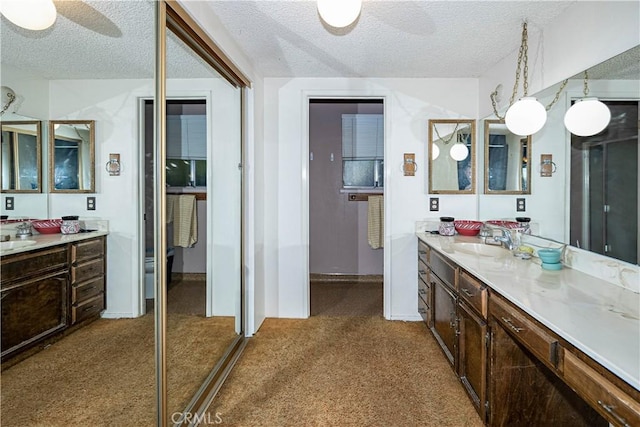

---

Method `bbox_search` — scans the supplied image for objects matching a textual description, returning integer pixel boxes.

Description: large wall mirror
[483,119,531,194]
[1,121,42,193]
[48,120,95,193]
[428,119,476,194]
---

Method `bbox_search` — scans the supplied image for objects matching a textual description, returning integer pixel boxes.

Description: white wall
[261,78,478,320]
[48,79,154,318]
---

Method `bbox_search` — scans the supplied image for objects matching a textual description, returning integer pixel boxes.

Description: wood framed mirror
[49,120,95,193]
[483,119,531,194]
[428,119,475,194]
[1,120,42,193]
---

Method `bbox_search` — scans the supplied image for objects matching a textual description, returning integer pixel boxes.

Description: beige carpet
[207,316,483,426]
[311,279,383,317]
[1,277,237,427]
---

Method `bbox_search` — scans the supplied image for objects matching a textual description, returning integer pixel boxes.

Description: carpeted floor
[0,278,237,427]
[206,277,482,426]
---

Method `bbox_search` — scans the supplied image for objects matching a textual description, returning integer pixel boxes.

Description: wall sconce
[0,86,16,116]
[0,0,56,31]
[563,71,611,137]
[317,0,362,28]
[490,22,567,136]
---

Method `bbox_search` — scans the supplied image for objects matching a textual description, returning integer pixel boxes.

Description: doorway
[308,99,384,316]
[570,100,639,264]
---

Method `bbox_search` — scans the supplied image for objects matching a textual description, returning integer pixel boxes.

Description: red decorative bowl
[32,219,63,234]
[486,220,520,229]
[454,220,483,236]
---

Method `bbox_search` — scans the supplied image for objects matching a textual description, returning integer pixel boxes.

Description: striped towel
[367,195,384,249]
[166,195,177,224]
[173,194,197,247]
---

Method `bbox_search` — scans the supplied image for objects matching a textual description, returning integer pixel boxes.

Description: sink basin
[0,240,37,251]
[453,242,508,257]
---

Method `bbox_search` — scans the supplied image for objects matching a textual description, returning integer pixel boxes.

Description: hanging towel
[166,194,177,224]
[367,195,384,249]
[173,194,198,247]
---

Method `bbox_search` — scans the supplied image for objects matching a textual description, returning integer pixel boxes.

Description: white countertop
[0,231,108,257]
[417,233,640,392]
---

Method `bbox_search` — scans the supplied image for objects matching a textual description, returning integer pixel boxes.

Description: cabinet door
[489,314,607,427]
[458,301,488,422]
[1,271,68,360]
[431,276,457,368]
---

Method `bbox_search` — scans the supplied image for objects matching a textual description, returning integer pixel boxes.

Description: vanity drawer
[1,246,68,284]
[418,258,429,284]
[71,294,104,324]
[562,349,640,427]
[72,237,104,263]
[418,291,431,324]
[429,250,456,290]
[71,258,104,284]
[490,293,559,369]
[72,277,104,305]
[458,270,488,319]
[418,274,430,303]
[418,240,429,265]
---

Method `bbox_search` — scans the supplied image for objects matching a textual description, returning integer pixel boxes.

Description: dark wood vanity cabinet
[417,240,432,327]
[1,236,106,365]
[417,237,640,426]
[70,237,106,325]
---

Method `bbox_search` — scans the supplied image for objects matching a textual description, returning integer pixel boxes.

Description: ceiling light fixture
[317,0,362,28]
[0,86,16,116]
[490,22,567,136]
[563,71,611,137]
[0,0,56,31]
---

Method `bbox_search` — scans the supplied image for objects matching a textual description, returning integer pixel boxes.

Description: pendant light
[317,0,362,28]
[0,0,56,30]
[431,143,440,160]
[563,71,611,136]
[449,143,469,161]
[490,22,568,137]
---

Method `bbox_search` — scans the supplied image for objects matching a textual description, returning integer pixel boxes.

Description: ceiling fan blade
[54,0,121,37]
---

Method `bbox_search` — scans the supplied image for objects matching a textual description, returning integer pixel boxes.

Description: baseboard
[310,273,383,283]
[101,311,137,319]
[389,314,423,322]
[172,272,206,281]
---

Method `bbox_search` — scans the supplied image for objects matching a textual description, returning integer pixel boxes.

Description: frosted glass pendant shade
[0,0,56,30]
[449,143,469,161]
[431,144,440,160]
[317,0,362,28]
[505,97,547,136]
[564,98,611,137]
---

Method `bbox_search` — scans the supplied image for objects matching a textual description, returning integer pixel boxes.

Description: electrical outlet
[429,197,439,212]
[87,197,96,211]
[516,198,526,212]
[5,196,14,210]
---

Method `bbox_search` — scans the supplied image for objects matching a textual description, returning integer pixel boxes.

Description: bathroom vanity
[417,234,640,426]
[1,232,107,368]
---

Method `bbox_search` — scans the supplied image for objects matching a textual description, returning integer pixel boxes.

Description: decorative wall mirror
[49,120,95,193]
[428,119,476,194]
[1,120,42,193]
[483,119,532,194]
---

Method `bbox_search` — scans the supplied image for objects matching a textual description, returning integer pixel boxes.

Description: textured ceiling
[0,0,637,83]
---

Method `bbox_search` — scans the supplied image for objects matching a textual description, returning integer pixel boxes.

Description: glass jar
[515,217,531,234]
[439,216,455,236]
[61,216,80,235]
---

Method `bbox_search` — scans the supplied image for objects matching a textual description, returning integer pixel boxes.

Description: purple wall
[309,100,384,275]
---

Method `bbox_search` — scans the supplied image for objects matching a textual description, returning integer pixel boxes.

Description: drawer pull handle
[501,317,524,333]
[418,270,426,275]
[80,286,95,293]
[418,250,427,255]
[83,305,97,312]
[449,313,456,329]
[418,288,426,295]
[418,307,426,314]
[461,288,474,297]
[597,400,630,427]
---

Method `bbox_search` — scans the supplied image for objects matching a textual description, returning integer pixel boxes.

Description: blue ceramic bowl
[542,262,563,271]
[538,248,562,264]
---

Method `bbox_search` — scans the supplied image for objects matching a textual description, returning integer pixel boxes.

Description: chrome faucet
[493,229,515,251]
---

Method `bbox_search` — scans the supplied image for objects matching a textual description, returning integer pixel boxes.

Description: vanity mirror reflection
[48,120,95,193]
[1,121,42,193]
[428,119,476,194]
[483,120,531,194]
